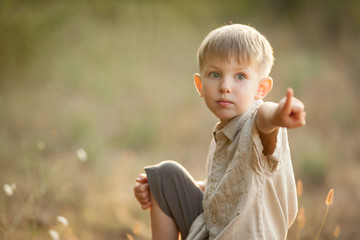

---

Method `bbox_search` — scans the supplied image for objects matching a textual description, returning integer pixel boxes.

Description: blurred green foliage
[301,152,328,184]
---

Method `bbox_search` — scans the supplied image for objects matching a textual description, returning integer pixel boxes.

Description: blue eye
[209,72,220,79]
[236,74,245,80]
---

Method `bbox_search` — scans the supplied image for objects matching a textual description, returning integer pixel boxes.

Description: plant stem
[4,192,35,240]
[315,206,330,240]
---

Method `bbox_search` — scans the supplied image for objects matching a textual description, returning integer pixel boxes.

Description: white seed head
[4,184,14,196]
[76,148,87,161]
[57,215,69,226]
[48,229,59,240]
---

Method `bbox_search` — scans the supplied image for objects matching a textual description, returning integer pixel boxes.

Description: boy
[134,24,305,239]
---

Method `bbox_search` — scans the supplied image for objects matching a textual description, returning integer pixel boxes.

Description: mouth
[217,99,233,107]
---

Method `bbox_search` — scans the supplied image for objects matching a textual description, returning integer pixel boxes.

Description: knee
[156,160,185,179]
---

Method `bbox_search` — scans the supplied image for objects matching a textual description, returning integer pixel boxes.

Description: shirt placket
[207,131,228,198]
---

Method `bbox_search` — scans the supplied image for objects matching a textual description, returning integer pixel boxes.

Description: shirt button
[215,154,225,164]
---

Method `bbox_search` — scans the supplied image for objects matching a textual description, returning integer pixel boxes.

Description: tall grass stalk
[296,207,305,240]
[3,191,36,240]
[296,180,305,240]
[333,225,340,239]
[315,188,334,240]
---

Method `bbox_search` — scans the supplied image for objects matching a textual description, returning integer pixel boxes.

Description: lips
[217,99,233,107]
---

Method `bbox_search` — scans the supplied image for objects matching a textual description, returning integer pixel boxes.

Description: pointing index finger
[284,88,293,113]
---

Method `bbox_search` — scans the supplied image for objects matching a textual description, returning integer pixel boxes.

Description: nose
[220,77,231,94]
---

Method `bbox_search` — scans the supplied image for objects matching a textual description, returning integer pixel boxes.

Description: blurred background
[0,0,359,239]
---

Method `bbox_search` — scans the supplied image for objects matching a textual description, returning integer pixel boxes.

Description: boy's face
[195,54,268,126]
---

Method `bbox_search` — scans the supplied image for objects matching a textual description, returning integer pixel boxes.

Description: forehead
[201,52,256,71]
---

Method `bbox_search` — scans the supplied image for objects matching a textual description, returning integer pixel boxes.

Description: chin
[217,114,236,122]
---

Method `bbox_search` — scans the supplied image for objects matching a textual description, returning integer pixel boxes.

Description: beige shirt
[188,100,298,240]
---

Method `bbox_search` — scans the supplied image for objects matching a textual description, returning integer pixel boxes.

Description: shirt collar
[213,99,263,142]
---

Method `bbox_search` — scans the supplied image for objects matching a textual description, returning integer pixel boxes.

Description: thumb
[136,173,148,183]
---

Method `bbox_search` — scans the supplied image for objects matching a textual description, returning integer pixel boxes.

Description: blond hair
[197,24,274,77]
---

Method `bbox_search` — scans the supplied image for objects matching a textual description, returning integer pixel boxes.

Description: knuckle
[139,198,147,204]
[140,183,149,192]
[139,191,148,198]
[134,182,141,189]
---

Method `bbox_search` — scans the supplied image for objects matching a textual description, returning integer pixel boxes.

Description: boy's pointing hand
[274,88,306,129]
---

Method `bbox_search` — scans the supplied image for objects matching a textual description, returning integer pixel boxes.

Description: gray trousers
[145,161,204,240]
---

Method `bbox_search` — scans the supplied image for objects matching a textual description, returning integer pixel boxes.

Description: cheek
[203,91,215,107]
[203,83,216,97]
[239,82,259,96]
[234,85,258,104]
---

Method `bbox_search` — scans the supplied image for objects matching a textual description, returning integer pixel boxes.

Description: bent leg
[145,161,203,240]
[150,192,180,240]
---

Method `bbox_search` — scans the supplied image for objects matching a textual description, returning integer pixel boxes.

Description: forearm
[256,89,305,155]
[256,102,280,155]
[256,102,279,134]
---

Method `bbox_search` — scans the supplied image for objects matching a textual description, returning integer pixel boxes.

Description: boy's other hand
[196,181,206,192]
[134,173,152,210]
[274,88,306,128]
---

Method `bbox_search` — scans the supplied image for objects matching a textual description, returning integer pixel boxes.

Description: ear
[194,73,203,97]
[255,77,273,100]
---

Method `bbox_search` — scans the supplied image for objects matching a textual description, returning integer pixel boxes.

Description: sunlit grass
[315,188,334,240]
[295,180,338,240]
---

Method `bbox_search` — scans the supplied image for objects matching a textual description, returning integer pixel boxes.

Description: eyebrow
[204,63,251,72]
[205,64,220,70]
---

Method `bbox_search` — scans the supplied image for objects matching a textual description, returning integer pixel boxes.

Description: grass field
[1,1,359,239]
